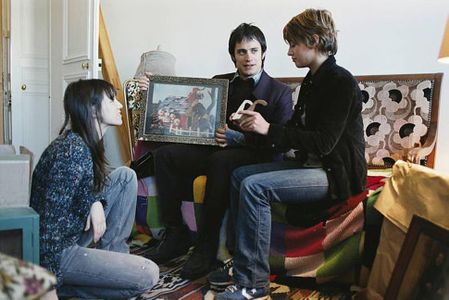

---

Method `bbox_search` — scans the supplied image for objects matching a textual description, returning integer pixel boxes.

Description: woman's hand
[236,110,270,135]
[136,71,153,91]
[84,201,106,243]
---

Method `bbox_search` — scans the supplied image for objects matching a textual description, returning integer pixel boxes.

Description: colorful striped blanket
[134,175,385,282]
[269,176,385,282]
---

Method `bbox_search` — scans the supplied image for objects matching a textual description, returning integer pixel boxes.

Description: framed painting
[384,215,449,300]
[137,76,228,146]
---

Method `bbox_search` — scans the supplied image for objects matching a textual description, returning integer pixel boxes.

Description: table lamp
[438,17,449,63]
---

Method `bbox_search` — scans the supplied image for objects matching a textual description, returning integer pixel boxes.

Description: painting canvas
[137,76,228,146]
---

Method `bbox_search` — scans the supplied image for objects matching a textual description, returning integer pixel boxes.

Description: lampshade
[438,17,449,64]
[134,45,176,78]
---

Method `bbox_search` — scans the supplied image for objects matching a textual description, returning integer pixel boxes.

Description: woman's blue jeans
[58,167,159,299]
[230,161,329,288]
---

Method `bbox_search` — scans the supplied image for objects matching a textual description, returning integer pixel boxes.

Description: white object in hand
[232,100,256,120]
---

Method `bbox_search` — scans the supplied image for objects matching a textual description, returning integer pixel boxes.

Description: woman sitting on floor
[30,79,159,299]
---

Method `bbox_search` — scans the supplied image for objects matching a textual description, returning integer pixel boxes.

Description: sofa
[124,72,442,283]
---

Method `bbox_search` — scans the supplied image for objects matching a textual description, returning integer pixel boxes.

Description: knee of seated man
[154,144,179,161]
[152,148,167,167]
[207,150,239,170]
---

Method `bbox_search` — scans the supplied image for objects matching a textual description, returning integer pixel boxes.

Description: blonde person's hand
[238,110,270,135]
[84,201,106,243]
[215,125,228,147]
[136,71,153,91]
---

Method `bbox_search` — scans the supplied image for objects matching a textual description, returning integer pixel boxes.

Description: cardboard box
[0,145,32,207]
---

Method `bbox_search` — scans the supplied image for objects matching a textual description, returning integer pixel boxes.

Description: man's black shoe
[180,242,216,280]
[145,225,192,264]
[208,258,234,287]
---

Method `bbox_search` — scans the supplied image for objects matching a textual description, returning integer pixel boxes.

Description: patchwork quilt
[134,175,385,282]
[269,176,385,281]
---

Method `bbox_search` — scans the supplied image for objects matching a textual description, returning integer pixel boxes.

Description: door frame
[1,0,11,144]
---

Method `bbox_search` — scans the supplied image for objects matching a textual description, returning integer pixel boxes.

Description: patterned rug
[130,241,352,300]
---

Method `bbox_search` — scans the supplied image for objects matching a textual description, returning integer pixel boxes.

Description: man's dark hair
[228,23,267,65]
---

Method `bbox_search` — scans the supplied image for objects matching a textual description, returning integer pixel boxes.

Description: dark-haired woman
[30,79,159,299]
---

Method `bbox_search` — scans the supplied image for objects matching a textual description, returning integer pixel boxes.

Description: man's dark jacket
[214,71,293,158]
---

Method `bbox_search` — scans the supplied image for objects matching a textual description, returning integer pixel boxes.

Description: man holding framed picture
[137,23,293,280]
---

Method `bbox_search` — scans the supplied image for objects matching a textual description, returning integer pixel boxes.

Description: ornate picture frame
[137,76,228,146]
[385,215,449,300]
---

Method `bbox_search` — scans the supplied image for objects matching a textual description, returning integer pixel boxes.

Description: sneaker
[216,284,270,300]
[145,225,191,264]
[208,258,234,287]
[180,242,216,280]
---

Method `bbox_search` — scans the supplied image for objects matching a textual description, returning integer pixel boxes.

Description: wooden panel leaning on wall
[98,6,132,165]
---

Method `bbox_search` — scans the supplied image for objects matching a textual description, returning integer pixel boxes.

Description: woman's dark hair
[228,23,267,66]
[283,9,338,55]
[59,79,116,192]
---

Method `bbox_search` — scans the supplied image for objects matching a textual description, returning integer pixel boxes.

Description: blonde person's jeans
[58,167,159,299]
[230,162,329,288]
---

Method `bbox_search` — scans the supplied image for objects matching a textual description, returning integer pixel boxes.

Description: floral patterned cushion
[0,253,56,300]
[359,76,440,167]
[279,73,442,168]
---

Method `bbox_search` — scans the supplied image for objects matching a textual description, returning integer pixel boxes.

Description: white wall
[101,0,449,173]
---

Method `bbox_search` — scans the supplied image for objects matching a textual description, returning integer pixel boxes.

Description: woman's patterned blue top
[30,130,104,286]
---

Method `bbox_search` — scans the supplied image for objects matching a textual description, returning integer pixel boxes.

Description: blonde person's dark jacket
[268,56,367,201]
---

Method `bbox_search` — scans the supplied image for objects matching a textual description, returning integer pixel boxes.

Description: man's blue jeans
[58,167,159,299]
[230,161,329,288]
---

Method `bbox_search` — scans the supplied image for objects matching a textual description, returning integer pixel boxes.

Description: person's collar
[229,69,263,85]
[305,55,336,84]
